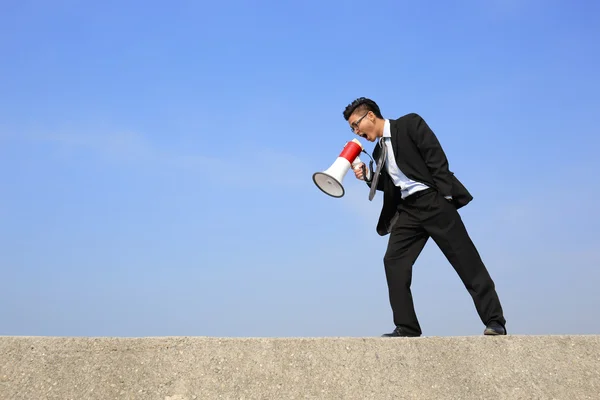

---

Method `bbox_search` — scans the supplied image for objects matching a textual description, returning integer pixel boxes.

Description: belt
[402,187,436,202]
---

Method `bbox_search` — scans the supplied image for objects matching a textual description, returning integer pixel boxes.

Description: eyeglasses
[350,111,369,133]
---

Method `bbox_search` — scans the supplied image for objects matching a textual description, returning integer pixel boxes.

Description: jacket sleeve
[407,113,454,196]
[365,156,384,191]
[366,176,384,191]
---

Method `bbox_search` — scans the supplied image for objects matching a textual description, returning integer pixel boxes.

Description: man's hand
[353,162,366,180]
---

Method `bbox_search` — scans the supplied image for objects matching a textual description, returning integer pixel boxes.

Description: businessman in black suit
[344,97,506,336]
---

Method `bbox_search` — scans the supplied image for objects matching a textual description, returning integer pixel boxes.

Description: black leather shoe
[484,321,507,335]
[381,326,420,337]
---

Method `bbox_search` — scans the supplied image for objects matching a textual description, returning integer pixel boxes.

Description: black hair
[343,97,383,120]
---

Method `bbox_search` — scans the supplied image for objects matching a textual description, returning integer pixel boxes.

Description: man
[344,97,506,337]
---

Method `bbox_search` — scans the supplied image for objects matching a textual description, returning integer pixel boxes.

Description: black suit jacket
[367,113,473,236]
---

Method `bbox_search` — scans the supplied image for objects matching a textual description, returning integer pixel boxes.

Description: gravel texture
[1,335,599,399]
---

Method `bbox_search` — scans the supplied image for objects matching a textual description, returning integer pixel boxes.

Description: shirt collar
[380,119,391,146]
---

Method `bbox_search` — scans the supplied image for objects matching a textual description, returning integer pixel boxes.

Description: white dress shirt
[380,119,431,199]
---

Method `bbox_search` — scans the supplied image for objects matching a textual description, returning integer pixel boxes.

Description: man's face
[348,110,377,142]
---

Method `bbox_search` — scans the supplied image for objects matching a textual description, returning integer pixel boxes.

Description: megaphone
[313,138,366,198]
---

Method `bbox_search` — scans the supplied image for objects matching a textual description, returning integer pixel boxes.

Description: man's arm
[366,177,384,192]
[364,161,384,191]
[406,113,454,197]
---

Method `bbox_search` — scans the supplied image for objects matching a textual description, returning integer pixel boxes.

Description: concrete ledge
[1,335,599,399]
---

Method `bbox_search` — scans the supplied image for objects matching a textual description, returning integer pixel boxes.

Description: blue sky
[1,0,599,337]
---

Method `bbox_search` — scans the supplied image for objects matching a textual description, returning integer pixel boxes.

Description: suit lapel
[389,119,400,164]
[373,140,381,161]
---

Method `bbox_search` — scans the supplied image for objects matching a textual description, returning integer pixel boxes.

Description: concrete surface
[1,335,599,399]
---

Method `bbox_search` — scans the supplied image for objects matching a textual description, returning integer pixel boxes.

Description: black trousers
[383,188,506,336]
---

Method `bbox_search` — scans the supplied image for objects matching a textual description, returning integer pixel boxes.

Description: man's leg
[383,207,429,336]
[420,191,506,330]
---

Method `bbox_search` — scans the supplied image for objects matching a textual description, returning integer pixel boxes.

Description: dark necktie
[369,138,387,201]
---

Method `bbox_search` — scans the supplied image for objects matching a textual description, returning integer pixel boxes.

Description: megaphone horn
[313,138,365,198]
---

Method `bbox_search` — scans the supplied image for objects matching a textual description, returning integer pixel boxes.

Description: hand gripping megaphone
[312,138,367,198]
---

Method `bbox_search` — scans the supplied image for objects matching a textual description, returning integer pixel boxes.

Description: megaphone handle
[360,149,374,183]
[361,163,368,182]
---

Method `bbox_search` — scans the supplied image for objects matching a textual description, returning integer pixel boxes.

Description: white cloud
[40,131,155,162]
[10,129,315,190]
